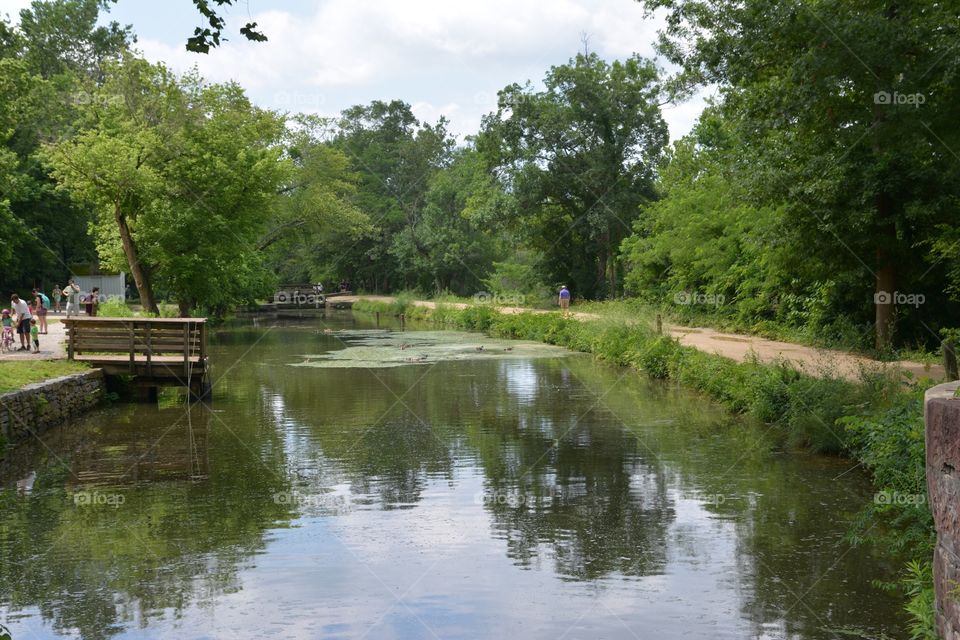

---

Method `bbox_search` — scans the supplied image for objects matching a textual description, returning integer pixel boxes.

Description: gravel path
[0,315,68,361]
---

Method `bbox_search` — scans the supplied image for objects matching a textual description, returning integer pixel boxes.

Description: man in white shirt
[10,294,32,351]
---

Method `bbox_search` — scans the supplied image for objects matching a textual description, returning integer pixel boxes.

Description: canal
[0,313,905,639]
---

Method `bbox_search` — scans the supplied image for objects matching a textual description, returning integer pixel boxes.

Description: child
[1,309,13,351]
[30,318,39,353]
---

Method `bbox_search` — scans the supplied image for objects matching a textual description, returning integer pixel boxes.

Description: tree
[17,0,133,79]
[329,100,454,291]
[643,0,960,347]
[256,115,371,285]
[186,0,267,53]
[45,56,287,316]
[478,53,668,299]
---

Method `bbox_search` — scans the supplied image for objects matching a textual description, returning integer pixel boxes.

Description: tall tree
[479,53,668,299]
[643,0,960,347]
[45,56,287,315]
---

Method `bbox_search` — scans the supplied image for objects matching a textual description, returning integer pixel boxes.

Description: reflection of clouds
[141,472,761,639]
[502,360,539,401]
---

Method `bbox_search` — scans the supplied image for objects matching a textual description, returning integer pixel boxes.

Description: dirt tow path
[339,296,945,382]
[0,316,68,361]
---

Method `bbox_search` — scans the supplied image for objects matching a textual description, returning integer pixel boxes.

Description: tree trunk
[874,252,896,350]
[178,299,192,317]
[115,203,159,315]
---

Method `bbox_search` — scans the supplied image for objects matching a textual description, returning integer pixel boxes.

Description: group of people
[1,280,101,354]
[52,281,100,318]
[3,294,41,353]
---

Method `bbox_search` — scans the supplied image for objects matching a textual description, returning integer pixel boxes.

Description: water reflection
[0,316,906,639]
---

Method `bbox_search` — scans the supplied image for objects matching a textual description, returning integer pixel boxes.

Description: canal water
[0,314,905,639]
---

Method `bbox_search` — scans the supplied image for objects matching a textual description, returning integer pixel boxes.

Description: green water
[0,314,905,639]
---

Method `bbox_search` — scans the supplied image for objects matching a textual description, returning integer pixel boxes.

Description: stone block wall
[0,370,104,449]
[926,381,960,640]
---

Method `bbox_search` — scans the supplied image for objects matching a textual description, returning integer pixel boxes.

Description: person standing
[29,318,39,353]
[9,294,32,351]
[32,289,48,334]
[52,285,62,313]
[64,280,79,317]
[558,285,571,314]
[85,287,100,316]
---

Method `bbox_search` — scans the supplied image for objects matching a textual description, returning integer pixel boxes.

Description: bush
[97,299,134,317]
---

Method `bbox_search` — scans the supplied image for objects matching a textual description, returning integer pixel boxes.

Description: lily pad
[291,330,572,368]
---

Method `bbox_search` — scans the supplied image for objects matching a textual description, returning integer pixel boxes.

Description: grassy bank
[0,360,90,394]
[354,298,937,637]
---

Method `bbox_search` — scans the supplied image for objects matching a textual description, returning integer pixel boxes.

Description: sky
[3,0,713,142]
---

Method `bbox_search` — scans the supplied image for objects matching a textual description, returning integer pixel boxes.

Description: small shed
[72,273,126,302]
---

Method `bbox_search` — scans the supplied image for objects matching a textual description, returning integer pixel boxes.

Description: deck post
[183,321,190,380]
[145,323,152,376]
[199,321,207,365]
[67,320,75,359]
[128,321,135,373]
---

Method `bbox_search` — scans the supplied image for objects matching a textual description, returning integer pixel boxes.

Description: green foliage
[44,56,288,316]
[479,53,668,299]
[0,621,10,640]
[97,298,133,317]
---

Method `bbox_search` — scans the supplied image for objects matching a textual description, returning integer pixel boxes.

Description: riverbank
[351,298,938,637]
[339,296,945,381]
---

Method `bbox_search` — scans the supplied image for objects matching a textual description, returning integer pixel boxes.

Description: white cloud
[132,0,706,141]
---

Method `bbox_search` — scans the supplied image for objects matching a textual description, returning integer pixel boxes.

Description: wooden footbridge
[63,317,209,398]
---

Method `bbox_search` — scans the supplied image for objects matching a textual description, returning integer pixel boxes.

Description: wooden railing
[63,317,207,379]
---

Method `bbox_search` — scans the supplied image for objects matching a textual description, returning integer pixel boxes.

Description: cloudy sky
[5,0,713,142]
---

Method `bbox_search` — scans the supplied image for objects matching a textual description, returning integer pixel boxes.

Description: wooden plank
[199,322,207,365]
[183,322,189,378]
[146,324,152,376]
[128,324,135,373]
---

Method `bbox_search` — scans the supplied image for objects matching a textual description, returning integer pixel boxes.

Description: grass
[0,360,91,394]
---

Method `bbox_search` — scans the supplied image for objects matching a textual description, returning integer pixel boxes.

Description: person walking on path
[32,289,49,333]
[52,285,62,313]
[558,285,571,314]
[10,294,32,351]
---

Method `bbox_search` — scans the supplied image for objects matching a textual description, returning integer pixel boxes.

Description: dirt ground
[0,315,68,361]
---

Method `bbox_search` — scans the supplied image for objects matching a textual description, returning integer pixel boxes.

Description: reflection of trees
[468,359,674,580]
[0,320,909,638]
[561,357,907,637]
[0,402,292,640]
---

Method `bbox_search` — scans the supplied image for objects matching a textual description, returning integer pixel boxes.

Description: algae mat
[291,330,573,368]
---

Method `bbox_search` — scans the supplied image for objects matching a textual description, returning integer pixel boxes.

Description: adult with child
[32,288,49,334]
[9,294,32,351]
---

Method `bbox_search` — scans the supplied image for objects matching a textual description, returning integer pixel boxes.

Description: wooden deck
[63,317,208,385]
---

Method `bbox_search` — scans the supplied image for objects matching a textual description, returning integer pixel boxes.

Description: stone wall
[0,370,104,449]
[926,380,960,640]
